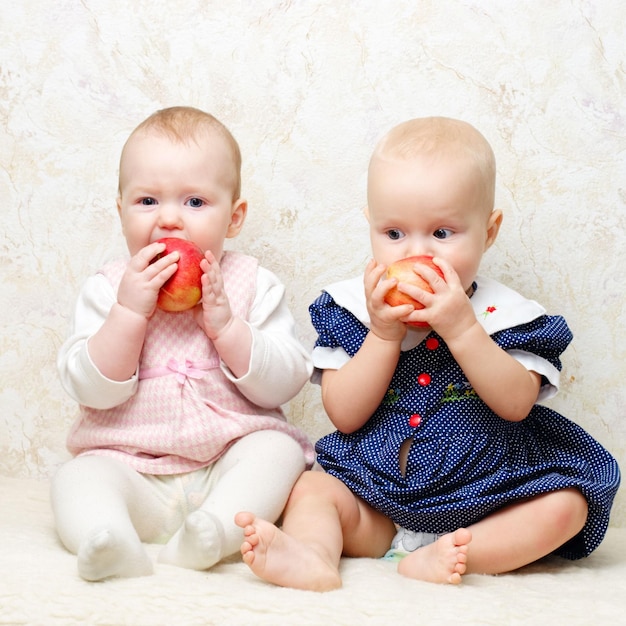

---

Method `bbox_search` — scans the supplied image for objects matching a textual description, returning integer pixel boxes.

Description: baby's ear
[116,197,125,234]
[484,209,503,250]
[227,198,247,238]
[363,205,371,222]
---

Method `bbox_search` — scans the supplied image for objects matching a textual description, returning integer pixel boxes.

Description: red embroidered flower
[482,305,497,319]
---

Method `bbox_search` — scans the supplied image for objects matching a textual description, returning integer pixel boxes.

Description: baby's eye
[433,228,453,240]
[141,197,157,206]
[386,228,404,241]
[186,197,205,208]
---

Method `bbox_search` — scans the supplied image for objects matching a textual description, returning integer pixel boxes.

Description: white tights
[50,430,306,581]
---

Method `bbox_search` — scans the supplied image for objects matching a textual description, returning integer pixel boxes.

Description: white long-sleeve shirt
[58,252,314,473]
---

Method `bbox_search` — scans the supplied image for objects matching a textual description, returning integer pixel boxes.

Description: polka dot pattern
[309,289,621,560]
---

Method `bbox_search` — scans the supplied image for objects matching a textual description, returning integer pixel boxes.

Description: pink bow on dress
[139,358,219,384]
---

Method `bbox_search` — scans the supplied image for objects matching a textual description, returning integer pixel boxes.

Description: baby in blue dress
[236,117,620,589]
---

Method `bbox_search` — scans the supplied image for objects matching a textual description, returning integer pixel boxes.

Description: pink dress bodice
[67,251,313,474]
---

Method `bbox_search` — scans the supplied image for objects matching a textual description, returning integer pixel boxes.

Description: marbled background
[1,1,624,525]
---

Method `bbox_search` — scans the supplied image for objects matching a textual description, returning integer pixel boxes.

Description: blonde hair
[371,117,496,211]
[119,106,242,198]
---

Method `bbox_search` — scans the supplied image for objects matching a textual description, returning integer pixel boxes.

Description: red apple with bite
[154,237,204,312]
[384,255,444,327]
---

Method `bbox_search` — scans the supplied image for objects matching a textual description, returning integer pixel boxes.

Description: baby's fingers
[429,257,461,290]
[128,242,167,270]
[364,260,388,296]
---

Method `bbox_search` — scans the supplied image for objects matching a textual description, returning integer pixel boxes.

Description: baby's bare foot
[158,510,225,570]
[78,529,153,581]
[235,511,341,591]
[397,528,471,584]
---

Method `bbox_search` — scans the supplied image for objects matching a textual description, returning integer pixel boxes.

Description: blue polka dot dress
[309,275,620,560]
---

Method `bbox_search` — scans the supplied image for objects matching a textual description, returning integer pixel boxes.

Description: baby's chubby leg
[51,455,162,581]
[399,488,588,583]
[158,430,306,570]
[236,469,397,591]
[456,488,588,576]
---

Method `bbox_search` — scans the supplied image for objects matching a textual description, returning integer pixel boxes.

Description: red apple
[154,238,204,312]
[384,255,444,327]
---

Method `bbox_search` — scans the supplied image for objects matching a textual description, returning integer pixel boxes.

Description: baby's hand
[364,259,412,342]
[400,258,476,340]
[194,250,234,340]
[117,242,179,318]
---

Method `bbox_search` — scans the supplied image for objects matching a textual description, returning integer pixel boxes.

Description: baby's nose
[158,203,183,227]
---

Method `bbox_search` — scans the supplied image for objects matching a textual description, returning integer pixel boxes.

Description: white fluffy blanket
[1,477,624,626]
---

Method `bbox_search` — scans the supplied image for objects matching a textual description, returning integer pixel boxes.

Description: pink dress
[67,251,314,474]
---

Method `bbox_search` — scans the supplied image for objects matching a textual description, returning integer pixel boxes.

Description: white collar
[323,275,546,351]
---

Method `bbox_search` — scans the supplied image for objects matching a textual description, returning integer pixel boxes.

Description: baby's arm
[58,275,135,409]
[195,250,252,379]
[321,260,412,433]
[410,258,541,422]
[206,263,313,408]
[88,242,178,381]
[58,243,176,409]
[446,324,541,422]
[321,332,401,433]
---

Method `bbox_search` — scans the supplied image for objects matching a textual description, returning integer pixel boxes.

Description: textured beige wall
[1,1,624,524]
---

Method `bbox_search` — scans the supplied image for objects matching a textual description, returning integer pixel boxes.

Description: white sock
[158,510,225,570]
[77,528,153,581]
